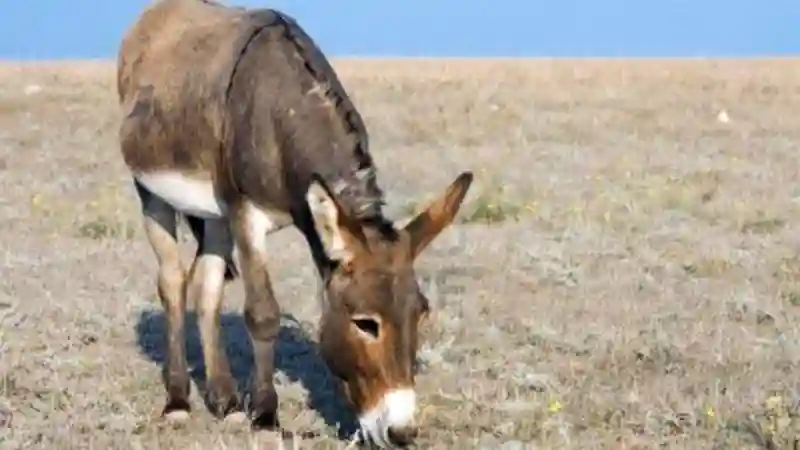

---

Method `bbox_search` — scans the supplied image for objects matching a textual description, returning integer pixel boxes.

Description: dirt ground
[1,58,800,449]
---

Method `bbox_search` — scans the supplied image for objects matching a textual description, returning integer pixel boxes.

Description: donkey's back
[117,0,280,183]
[117,0,297,222]
[118,0,244,104]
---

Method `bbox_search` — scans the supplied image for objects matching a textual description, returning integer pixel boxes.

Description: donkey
[117,0,473,447]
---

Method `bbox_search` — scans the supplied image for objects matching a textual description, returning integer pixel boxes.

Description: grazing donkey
[117,0,473,447]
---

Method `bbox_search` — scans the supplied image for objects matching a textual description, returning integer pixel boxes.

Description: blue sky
[1,0,797,59]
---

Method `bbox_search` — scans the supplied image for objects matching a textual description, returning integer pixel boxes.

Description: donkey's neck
[280,109,386,221]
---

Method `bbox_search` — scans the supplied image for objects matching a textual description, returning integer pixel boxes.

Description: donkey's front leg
[230,202,283,430]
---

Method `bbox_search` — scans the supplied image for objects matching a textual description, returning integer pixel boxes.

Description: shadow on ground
[134,309,357,438]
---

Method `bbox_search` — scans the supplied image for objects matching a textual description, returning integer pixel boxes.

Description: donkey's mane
[274,12,369,160]
[214,4,387,226]
[271,11,387,222]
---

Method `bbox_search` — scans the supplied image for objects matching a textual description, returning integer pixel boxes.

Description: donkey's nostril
[387,425,418,447]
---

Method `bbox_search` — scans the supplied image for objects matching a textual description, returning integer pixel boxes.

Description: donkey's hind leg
[184,215,244,422]
[134,180,191,421]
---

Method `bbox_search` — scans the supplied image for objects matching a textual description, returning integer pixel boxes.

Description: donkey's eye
[352,316,381,339]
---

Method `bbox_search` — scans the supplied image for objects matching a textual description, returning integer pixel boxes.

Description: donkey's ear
[306,173,368,265]
[403,171,474,260]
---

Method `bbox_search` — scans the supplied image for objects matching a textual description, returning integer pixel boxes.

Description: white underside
[358,389,417,449]
[136,171,228,219]
[134,172,292,235]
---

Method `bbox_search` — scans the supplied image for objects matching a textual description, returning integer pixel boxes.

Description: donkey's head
[305,171,473,448]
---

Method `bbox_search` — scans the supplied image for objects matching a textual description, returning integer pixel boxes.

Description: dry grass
[2,58,800,449]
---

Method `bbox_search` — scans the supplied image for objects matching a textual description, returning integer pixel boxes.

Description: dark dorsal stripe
[223,10,280,107]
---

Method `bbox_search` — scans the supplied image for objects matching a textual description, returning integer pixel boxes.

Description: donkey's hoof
[251,409,280,431]
[163,397,191,422]
[164,409,190,423]
[208,397,242,420]
[223,411,248,425]
[206,384,242,419]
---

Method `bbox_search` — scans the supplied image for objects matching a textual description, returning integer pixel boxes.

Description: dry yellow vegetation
[1,58,800,448]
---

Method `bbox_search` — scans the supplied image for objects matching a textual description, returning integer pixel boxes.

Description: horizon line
[1,55,799,65]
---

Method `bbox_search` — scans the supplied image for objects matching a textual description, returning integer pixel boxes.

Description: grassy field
[1,58,800,449]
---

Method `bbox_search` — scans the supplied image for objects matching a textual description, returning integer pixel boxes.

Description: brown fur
[117,0,473,444]
[118,0,381,217]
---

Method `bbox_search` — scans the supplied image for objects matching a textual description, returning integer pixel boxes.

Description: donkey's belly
[135,171,228,219]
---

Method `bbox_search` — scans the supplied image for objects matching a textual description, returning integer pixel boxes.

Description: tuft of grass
[781,291,800,307]
[76,216,136,240]
[462,195,524,224]
[399,177,532,225]
[736,394,800,450]
[0,371,17,398]
[740,216,786,235]
[28,187,140,240]
[681,258,735,278]
[459,177,531,225]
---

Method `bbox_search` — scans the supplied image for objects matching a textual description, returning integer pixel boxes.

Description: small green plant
[460,179,527,224]
[76,217,136,240]
[741,394,800,449]
[782,291,800,307]
[398,184,530,226]
[681,257,734,278]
